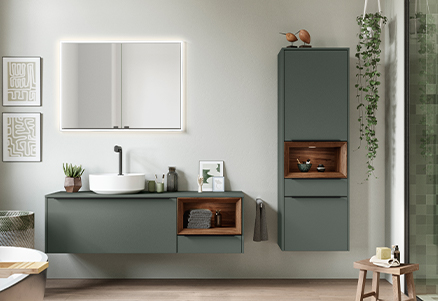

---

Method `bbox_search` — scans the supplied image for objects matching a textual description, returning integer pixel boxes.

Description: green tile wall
[410,0,438,295]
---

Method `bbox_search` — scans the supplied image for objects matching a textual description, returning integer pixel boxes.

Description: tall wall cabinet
[278,48,349,251]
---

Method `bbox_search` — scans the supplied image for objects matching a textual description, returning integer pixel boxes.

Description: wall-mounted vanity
[60,41,183,131]
[45,191,244,254]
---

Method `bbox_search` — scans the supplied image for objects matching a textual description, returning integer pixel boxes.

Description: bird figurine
[306,159,311,165]
[280,32,298,48]
[297,29,311,48]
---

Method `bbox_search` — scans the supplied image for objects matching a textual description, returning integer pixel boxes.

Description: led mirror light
[60,41,184,131]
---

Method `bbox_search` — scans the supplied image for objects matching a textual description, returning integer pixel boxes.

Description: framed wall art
[3,112,41,162]
[199,160,223,191]
[212,176,225,192]
[3,57,41,106]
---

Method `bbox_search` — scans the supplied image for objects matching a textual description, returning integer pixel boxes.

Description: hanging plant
[355,12,387,180]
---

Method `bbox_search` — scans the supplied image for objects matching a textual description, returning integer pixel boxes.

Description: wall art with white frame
[212,176,225,192]
[199,160,223,191]
[3,112,41,162]
[3,57,41,106]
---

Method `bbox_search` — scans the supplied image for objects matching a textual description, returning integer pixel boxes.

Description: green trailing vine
[355,12,387,180]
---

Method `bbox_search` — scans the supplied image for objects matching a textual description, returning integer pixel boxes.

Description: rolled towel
[253,198,268,242]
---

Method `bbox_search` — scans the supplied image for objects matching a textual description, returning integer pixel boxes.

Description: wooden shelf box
[177,197,242,235]
[284,141,347,178]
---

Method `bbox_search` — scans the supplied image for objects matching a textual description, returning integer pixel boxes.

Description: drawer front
[285,179,348,197]
[178,236,242,254]
[47,198,177,253]
[284,197,348,251]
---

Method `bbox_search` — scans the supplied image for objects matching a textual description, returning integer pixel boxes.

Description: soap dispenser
[392,245,400,262]
[215,210,222,227]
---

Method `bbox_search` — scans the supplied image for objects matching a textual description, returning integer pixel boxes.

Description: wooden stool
[354,259,419,301]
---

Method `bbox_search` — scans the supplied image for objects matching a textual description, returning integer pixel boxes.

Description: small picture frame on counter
[212,176,225,192]
[199,160,224,191]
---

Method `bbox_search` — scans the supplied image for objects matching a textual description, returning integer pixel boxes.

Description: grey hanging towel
[253,198,268,242]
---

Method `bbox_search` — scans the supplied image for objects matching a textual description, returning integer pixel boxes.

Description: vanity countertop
[46,191,244,199]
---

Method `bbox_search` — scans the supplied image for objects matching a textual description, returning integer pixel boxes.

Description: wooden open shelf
[177,197,242,235]
[284,141,347,178]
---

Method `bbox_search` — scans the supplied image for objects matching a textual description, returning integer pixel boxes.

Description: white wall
[384,0,406,288]
[0,0,389,279]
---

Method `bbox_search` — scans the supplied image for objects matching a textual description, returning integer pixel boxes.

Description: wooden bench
[354,259,418,301]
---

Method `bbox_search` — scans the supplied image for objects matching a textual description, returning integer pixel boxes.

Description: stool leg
[372,271,380,301]
[406,272,416,300]
[355,269,367,301]
[392,275,401,301]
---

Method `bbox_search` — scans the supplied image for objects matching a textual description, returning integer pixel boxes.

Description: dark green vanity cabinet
[45,191,244,254]
[46,197,177,253]
[278,48,349,251]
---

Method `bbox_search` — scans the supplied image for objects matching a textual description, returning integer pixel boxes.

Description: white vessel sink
[89,173,145,194]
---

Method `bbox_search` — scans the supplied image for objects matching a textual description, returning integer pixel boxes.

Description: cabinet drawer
[47,198,177,253]
[178,236,242,253]
[284,197,348,251]
[285,179,347,197]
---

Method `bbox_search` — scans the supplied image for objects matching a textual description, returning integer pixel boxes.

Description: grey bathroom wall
[0,0,393,278]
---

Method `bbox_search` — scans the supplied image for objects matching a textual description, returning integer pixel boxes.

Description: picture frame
[3,57,41,106]
[3,112,41,162]
[212,176,225,192]
[199,160,224,191]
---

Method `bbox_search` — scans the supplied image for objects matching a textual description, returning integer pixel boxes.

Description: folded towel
[370,256,400,268]
[188,217,212,222]
[187,223,211,229]
[253,198,268,242]
[188,219,211,224]
[189,209,212,216]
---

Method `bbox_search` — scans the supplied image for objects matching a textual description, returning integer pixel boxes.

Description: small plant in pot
[63,163,85,193]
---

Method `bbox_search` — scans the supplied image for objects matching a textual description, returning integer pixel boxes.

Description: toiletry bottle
[393,245,400,262]
[167,167,178,192]
[215,210,222,227]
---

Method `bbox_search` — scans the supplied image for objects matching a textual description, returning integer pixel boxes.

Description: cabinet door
[47,198,177,253]
[284,197,348,251]
[284,50,348,140]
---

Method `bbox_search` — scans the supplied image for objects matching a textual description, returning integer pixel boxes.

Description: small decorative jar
[167,166,178,192]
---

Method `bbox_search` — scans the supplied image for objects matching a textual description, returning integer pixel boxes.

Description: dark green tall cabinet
[278,48,349,251]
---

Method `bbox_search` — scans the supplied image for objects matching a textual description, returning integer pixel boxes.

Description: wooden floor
[44,279,409,301]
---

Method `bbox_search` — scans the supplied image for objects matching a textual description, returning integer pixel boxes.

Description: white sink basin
[89,173,145,194]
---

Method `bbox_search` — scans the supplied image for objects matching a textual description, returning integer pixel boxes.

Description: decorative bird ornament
[297,29,311,47]
[280,32,298,48]
[280,29,312,48]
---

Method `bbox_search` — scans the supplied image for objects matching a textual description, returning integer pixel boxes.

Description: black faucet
[114,145,123,176]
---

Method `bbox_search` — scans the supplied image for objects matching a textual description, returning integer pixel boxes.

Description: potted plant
[63,163,85,193]
[355,12,387,179]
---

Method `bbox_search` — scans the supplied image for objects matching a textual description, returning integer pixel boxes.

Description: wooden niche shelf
[177,198,242,235]
[284,141,347,178]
